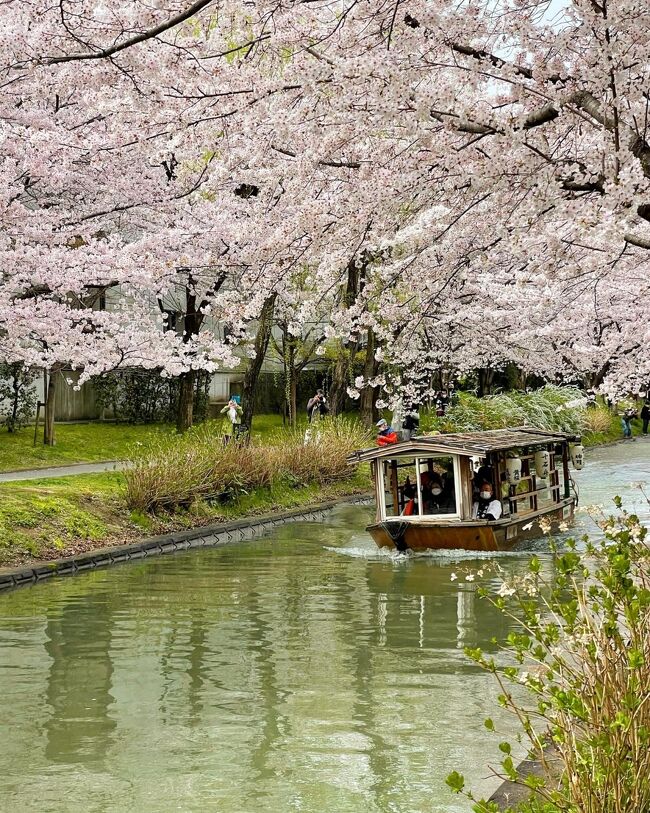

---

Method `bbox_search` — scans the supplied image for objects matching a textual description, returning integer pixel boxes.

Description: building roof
[347,427,580,464]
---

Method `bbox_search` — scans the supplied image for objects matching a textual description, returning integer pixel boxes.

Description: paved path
[0,461,123,482]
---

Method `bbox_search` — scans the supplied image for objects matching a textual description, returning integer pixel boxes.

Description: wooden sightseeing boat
[347,428,583,553]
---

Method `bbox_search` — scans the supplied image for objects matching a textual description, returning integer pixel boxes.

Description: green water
[0,440,648,813]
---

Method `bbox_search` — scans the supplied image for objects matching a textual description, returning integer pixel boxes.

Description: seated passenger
[472,482,502,521]
[403,475,416,500]
[402,472,456,515]
[376,418,398,446]
[428,474,456,514]
[473,463,494,498]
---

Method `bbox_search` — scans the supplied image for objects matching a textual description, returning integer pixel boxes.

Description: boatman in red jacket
[376,418,398,446]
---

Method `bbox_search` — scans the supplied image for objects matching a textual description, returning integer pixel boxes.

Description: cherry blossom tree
[2,0,649,438]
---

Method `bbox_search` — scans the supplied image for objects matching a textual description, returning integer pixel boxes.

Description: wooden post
[390,460,399,517]
[459,456,474,520]
[33,401,43,447]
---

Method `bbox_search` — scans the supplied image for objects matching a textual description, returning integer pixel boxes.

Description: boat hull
[367,500,575,552]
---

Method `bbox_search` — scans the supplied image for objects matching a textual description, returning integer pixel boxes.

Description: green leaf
[502,755,517,781]
[446,771,465,793]
[484,718,495,731]
[498,741,512,755]
[628,649,645,669]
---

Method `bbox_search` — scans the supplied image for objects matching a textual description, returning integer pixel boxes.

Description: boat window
[379,456,460,519]
[416,456,458,517]
[379,458,417,517]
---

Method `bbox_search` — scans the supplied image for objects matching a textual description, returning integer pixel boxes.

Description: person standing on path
[621,407,636,439]
[306,389,329,423]
[220,398,243,444]
[641,400,650,435]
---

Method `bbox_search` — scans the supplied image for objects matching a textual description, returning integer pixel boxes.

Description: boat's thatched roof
[347,427,580,464]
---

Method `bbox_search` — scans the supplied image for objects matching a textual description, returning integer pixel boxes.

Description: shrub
[447,493,650,813]
[0,362,38,432]
[422,386,588,435]
[124,416,371,513]
[93,369,211,424]
[581,405,616,434]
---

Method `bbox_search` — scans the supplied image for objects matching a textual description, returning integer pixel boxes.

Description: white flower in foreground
[518,671,530,684]
[631,525,645,542]
[538,518,552,534]
[497,582,516,597]
[522,521,534,531]
[558,522,569,532]
[450,572,458,582]
[465,574,475,582]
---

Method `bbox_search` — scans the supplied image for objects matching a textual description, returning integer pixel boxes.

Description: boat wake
[325,544,536,561]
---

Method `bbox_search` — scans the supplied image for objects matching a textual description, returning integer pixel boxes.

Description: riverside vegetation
[423,386,623,446]
[124,416,371,513]
[0,418,371,567]
[446,494,650,813]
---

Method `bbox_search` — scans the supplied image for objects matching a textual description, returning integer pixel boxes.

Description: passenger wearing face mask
[472,482,502,521]
[423,472,456,514]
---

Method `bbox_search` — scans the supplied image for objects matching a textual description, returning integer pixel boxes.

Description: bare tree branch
[44,0,216,64]
[624,232,650,250]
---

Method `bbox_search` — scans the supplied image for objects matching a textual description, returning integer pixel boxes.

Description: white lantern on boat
[569,443,584,470]
[534,450,550,480]
[505,455,522,484]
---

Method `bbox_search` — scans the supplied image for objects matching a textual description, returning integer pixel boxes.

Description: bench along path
[0,461,123,482]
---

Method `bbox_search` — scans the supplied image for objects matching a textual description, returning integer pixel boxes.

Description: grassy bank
[0,467,371,568]
[0,417,372,568]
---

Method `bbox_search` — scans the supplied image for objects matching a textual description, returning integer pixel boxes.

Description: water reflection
[0,441,646,812]
[44,595,116,765]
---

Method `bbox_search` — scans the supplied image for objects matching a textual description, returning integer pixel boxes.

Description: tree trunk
[359,328,380,428]
[176,370,195,433]
[329,340,360,415]
[283,335,298,426]
[328,253,367,415]
[584,364,608,391]
[9,365,19,433]
[173,277,208,433]
[290,369,297,427]
[43,365,60,446]
[477,367,495,398]
[242,293,277,430]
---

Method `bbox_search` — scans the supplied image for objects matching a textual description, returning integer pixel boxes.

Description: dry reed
[125,416,371,513]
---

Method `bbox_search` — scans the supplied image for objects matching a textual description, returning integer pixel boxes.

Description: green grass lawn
[0,414,289,473]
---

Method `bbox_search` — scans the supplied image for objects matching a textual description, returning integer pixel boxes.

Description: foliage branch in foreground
[447,493,650,813]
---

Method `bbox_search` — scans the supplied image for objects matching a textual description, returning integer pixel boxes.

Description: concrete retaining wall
[0,495,371,592]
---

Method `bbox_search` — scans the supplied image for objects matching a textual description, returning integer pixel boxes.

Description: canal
[0,440,648,812]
